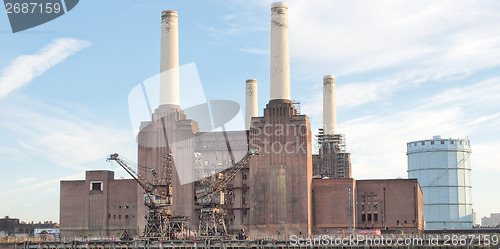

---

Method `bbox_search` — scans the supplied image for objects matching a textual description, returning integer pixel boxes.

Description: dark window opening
[125,215,129,219]
[91,182,102,191]
[108,213,110,219]
[368,214,372,222]
[125,206,129,209]
[361,214,366,222]
[374,214,378,222]
[113,215,116,219]
[119,215,121,219]
[441,141,445,144]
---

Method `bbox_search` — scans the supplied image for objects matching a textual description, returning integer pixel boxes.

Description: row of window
[108,205,135,209]
[361,213,378,222]
[361,203,378,211]
[108,214,135,219]
[409,140,470,147]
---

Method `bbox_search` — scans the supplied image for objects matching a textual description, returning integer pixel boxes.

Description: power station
[60,2,424,238]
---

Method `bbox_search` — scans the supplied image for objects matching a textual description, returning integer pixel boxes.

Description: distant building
[407,136,473,229]
[59,171,139,238]
[0,216,19,235]
[0,216,58,236]
[482,213,500,227]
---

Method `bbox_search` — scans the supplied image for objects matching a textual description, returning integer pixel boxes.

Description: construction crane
[107,117,189,240]
[107,153,188,240]
[194,148,259,239]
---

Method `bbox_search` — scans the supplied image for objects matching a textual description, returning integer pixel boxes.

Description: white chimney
[160,10,180,106]
[270,2,291,101]
[323,75,337,135]
[245,79,258,129]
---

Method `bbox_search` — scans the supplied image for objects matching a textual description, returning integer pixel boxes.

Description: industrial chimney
[245,79,258,130]
[323,75,337,135]
[160,10,180,106]
[270,2,291,101]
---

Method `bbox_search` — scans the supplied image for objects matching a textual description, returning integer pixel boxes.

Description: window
[421,142,425,145]
[361,204,365,210]
[361,214,366,222]
[431,141,434,145]
[108,214,111,219]
[113,215,116,219]
[125,215,129,219]
[368,214,372,222]
[441,141,445,144]
[374,214,378,222]
[119,215,121,219]
[90,181,103,191]
[373,204,378,210]
[125,206,129,209]
[451,141,454,144]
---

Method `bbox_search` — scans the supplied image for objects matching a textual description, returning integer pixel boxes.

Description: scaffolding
[315,128,349,178]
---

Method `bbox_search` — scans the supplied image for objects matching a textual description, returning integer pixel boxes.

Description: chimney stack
[160,10,180,106]
[245,79,258,130]
[270,2,291,101]
[323,75,337,135]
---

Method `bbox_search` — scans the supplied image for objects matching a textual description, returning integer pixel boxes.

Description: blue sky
[0,0,499,224]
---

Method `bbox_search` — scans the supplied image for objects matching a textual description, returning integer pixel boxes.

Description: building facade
[60,2,425,237]
[407,136,473,230]
[482,213,500,227]
[60,171,139,237]
[312,179,424,235]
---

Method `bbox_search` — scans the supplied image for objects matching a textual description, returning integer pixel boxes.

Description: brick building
[59,171,138,237]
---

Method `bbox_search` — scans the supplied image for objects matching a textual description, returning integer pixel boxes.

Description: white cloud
[0,173,83,196]
[0,38,90,98]
[238,46,270,55]
[286,0,500,79]
[16,177,38,183]
[332,76,500,181]
[0,95,136,171]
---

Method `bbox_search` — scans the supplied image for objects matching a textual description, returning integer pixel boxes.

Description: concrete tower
[160,10,180,106]
[248,2,313,236]
[245,79,258,130]
[323,75,337,135]
[136,11,199,233]
[270,2,291,101]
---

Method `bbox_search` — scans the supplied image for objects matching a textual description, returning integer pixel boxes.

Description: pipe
[160,10,180,106]
[245,79,258,129]
[270,2,291,101]
[323,75,337,135]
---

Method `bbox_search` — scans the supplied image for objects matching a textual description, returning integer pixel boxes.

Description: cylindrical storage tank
[407,136,473,230]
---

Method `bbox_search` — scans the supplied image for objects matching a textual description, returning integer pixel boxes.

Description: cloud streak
[16,177,37,183]
[0,38,90,99]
